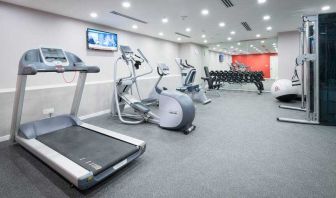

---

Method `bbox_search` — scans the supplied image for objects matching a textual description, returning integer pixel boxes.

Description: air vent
[110,11,148,24]
[175,32,191,38]
[221,0,234,8]
[241,22,252,31]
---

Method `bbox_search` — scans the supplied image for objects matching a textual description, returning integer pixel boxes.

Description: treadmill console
[18,47,100,75]
[39,47,69,67]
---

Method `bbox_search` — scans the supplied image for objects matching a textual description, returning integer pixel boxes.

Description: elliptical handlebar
[175,58,194,69]
[137,49,149,63]
[157,67,163,76]
[133,48,153,79]
[116,45,153,82]
[185,60,195,68]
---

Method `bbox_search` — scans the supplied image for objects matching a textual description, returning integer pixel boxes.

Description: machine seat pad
[131,102,150,113]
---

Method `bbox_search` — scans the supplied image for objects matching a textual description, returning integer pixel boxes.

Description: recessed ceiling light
[213,47,216,50]
[217,44,220,47]
[201,9,209,16]
[237,42,241,45]
[158,32,164,36]
[266,26,272,31]
[272,43,276,45]
[177,37,181,41]
[256,34,261,38]
[185,27,191,32]
[250,45,254,47]
[322,5,330,11]
[258,0,266,4]
[261,40,265,43]
[203,40,208,43]
[90,12,98,18]
[230,31,236,35]
[219,22,225,27]
[230,46,234,49]
[162,17,169,23]
[202,34,206,38]
[132,24,138,29]
[227,37,232,41]
[122,1,131,8]
[263,15,271,21]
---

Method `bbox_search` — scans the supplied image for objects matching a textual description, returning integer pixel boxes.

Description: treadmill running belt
[37,126,139,175]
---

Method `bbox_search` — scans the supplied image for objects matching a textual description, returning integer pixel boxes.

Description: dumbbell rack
[208,70,265,95]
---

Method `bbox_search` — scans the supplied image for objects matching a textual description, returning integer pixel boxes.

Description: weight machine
[278,13,336,125]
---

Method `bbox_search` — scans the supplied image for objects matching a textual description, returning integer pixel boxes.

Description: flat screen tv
[87,28,118,51]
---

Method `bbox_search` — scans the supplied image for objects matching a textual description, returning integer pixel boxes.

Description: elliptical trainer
[111,45,196,134]
[175,58,211,104]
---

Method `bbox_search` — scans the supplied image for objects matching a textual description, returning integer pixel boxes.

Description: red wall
[232,54,277,78]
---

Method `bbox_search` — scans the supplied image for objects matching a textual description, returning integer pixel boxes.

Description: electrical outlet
[43,108,55,117]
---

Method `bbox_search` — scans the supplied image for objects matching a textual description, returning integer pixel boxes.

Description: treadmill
[9,47,146,190]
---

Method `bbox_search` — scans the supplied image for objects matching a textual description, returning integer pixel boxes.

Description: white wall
[207,50,232,71]
[178,43,206,83]
[0,2,182,137]
[270,55,279,79]
[278,31,300,79]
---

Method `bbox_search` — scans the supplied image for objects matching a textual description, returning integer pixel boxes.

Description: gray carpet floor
[0,91,336,198]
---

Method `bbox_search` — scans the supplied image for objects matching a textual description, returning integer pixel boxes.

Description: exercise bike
[141,63,171,106]
[111,45,196,134]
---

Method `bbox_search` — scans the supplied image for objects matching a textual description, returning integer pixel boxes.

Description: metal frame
[278,15,320,124]
[279,26,306,112]
[71,72,87,116]
[10,75,27,142]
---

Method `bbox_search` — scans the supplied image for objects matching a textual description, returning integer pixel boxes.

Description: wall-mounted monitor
[87,28,118,51]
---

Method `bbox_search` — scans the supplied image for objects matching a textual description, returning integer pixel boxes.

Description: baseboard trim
[221,88,271,93]
[79,109,111,120]
[0,135,10,142]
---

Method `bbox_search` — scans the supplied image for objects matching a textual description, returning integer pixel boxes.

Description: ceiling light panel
[162,17,168,23]
[219,22,226,27]
[90,12,98,18]
[201,9,209,15]
[263,15,271,20]
[322,5,330,11]
[258,0,266,4]
[122,1,131,8]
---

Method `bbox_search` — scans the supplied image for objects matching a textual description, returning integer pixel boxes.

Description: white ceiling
[210,38,278,54]
[3,0,336,46]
